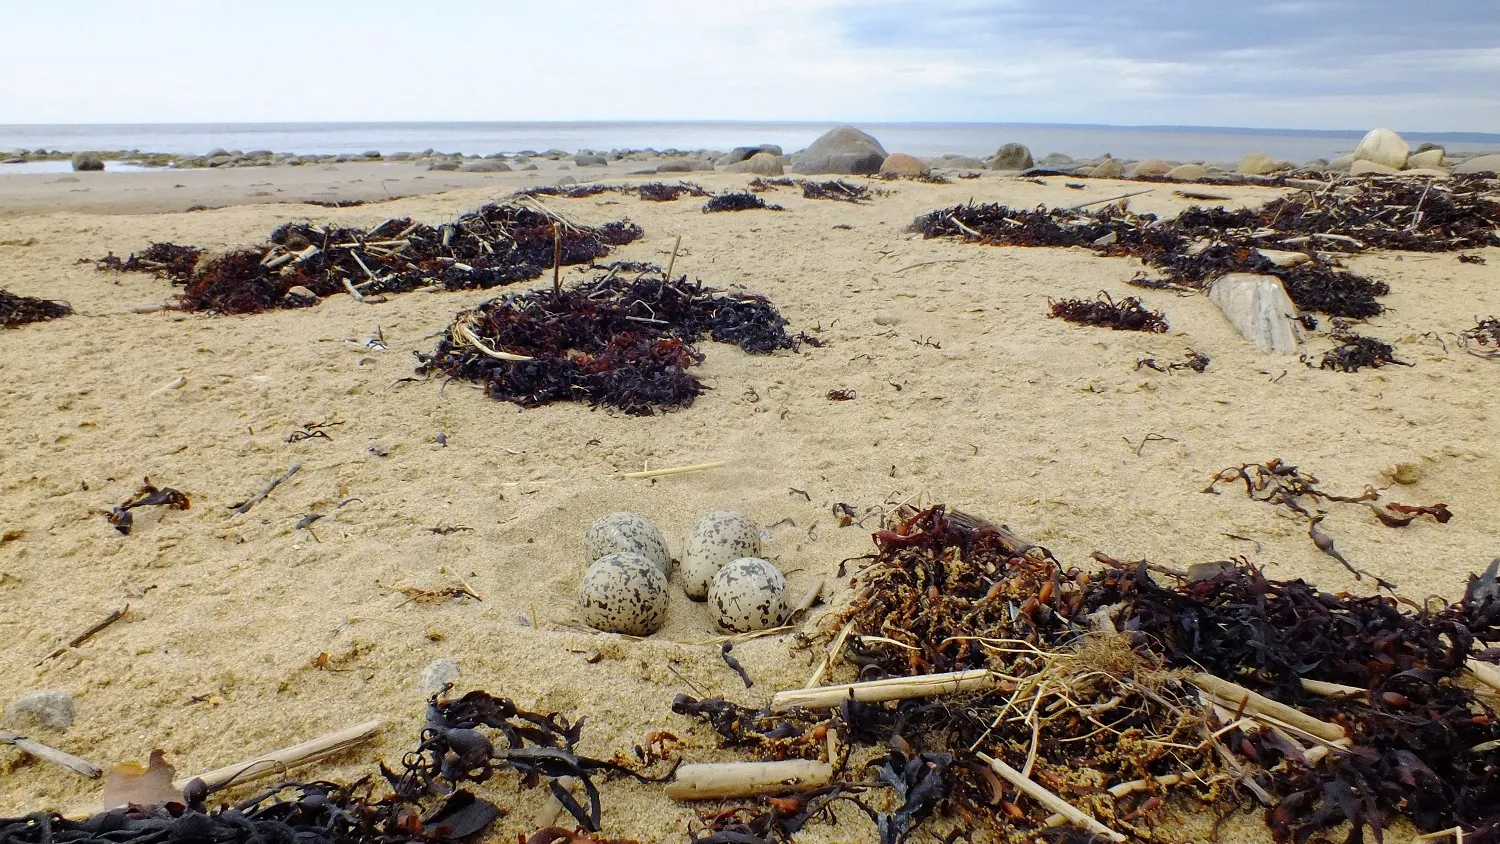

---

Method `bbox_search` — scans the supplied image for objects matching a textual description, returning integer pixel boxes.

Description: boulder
[1453,154,1500,175]
[461,160,512,172]
[1039,152,1075,167]
[724,152,784,176]
[1352,128,1409,170]
[1209,274,1305,355]
[574,154,608,167]
[791,125,888,175]
[1165,163,1209,181]
[1,157,24,165]
[1328,153,1356,171]
[879,152,929,177]
[4,690,75,732]
[206,148,229,158]
[988,143,1034,170]
[720,145,783,166]
[361,150,382,159]
[931,154,987,169]
[1125,158,1172,178]
[1400,168,1451,179]
[1237,152,1280,175]
[1405,148,1446,169]
[206,154,235,168]
[1091,158,1124,178]
[71,154,104,172]
[1350,159,1400,176]
[426,160,461,171]
[1416,142,1443,153]
[557,176,577,186]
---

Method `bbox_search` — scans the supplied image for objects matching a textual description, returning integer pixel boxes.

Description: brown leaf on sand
[102,749,179,808]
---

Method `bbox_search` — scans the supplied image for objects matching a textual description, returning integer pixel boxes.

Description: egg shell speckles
[583,511,671,575]
[709,557,788,633]
[681,510,762,600]
[578,552,669,636]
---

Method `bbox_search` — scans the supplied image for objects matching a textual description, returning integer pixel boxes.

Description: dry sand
[0,164,1496,842]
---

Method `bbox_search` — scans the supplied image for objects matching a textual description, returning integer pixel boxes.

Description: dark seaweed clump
[1310,330,1412,372]
[93,204,642,315]
[1049,292,1168,332]
[417,271,811,415]
[748,178,875,203]
[1,288,72,328]
[635,182,712,202]
[703,192,783,213]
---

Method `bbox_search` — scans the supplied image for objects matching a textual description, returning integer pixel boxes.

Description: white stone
[1352,128,1409,170]
[1405,149,1446,170]
[1237,152,1279,176]
[1165,163,1209,181]
[1454,154,1500,175]
[1209,274,1306,355]
[1350,159,1400,176]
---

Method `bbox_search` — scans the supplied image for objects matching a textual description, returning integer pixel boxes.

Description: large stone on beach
[724,152,784,176]
[1454,154,1500,175]
[792,125,888,175]
[657,159,713,173]
[1165,163,1209,181]
[720,145,782,166]
[4,690,76,732]
[1209,274,1305,355]
[574,154,608,167]
[931,154,987,169]
[879,153,929,177]
[71,154,104,172]
[988,143,1033,170]
[461,160,511,172]
[1352,128,1409,170]
[1125,158,1172,178]
[427,160,461,171]
[1350,159,1400,176]
[1237,152,1280,175]
[1091,158,1124,178]
[1328,153,1355,171]
[1405,148,1446,170]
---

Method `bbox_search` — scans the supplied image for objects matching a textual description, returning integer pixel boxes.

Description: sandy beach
[1,162,1497,842]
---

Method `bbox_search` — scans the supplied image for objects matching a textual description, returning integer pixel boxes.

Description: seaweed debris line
[93,202,643,315]
[1,287,72,328]
[671,505,1500,844]
[912,174,1500,321]
[416,268,814,415]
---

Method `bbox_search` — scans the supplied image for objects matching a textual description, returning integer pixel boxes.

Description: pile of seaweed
[415,268,813,415]
[1049,291,1168,332]
[1459,316,1500,359]
[518,182,712,202]
[677,505,1500,844]
[93,203,643,315]
[913,175,1500,319]
[0,690,667,844]
[1,288,72,328]
[704,193,783,213]
[748,178,877,203]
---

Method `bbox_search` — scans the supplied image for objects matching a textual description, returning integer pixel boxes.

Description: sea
[3,121,1499,172]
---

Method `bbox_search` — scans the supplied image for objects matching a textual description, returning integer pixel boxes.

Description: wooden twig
[772,669,993,712]
[174,719,382,792]
[946,215,983,239]
[147,374,187,398]
[783,578,824,625]
[665,234,682,282]
[38,605,128,665]
[1300,678,1366,698]
[979,753,1127,842]
[665,760,832,801]
[0,730,102,778]
[228,463,302,516]
[454,320,533,362]
[1191,673,1346,742]
[1467,658,1500,692]
[1066,189,1154,211]
[890,258,968,275]
[804,621,853,689]
[619,461,726,480]
[340,276,367,303]
[552,223,562,296]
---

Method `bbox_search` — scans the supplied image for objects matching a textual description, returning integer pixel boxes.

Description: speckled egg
[709,557,788,633]
[578,552,669,636]
[584,511,671,575]
[681,510,762,600]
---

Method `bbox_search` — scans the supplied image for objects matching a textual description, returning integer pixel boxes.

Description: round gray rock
[419,659,460,696]
[988,143,1034,170]
[724,152,784,176]
[461,160,512,173]
[4,690,75,732]
[791,125,888,175]
[71,154,104,172]
[574,154,608,167]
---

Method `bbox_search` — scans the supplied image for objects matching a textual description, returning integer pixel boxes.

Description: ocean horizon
[3,120,1499,166]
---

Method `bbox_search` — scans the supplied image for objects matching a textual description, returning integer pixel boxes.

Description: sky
[2,0,1497,131]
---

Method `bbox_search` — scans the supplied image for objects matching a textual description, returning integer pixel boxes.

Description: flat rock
[1353,128,1409,170]
[988,143,1034,170]
[1350,159,1400,176]
[1209,273,1305,354]
[461,160,511,173]
[879,152,929,177]
[1453,154,1500,175]
[1039,152,1075,167]
[426,160,460,171]
[719,145,782,166]
[573,154,608,167]
[4,690,76,732]
[419,659,460,696]
[1400,167,1451,178]
[930,154,986,169]
[724,152,784,176]
[1328,153,1356,171]
[1091,158,1124,178]
[1237,152,1280,176]
[792,125,888,175]
[1405,148,1445,169]
[1126,158,1172,178]
[1165,163,1209,181]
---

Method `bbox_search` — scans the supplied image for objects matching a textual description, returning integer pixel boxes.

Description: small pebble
[4,689,76,732]
[418,659,460,697]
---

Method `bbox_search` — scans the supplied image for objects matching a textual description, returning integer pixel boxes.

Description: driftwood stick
[0,730,102,778]
[665,234,682,282]
[619,461,726,480]
[175,719,382,792]
[1468,659,1500,692]
[783,578,824,625]
[1191,673,1346,742]
[979,753,1126,843]
[229,463,302,516]
[38,605,129,665]
[1300,678,1366,698]
[551,224,562,296]
[772,669,993,712]
[454,321,534,362]
[665,760,832,801]
[890,258,968,274]
[1066,189,1154,211]
[803,620,854,689]
[341,276,367,303]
